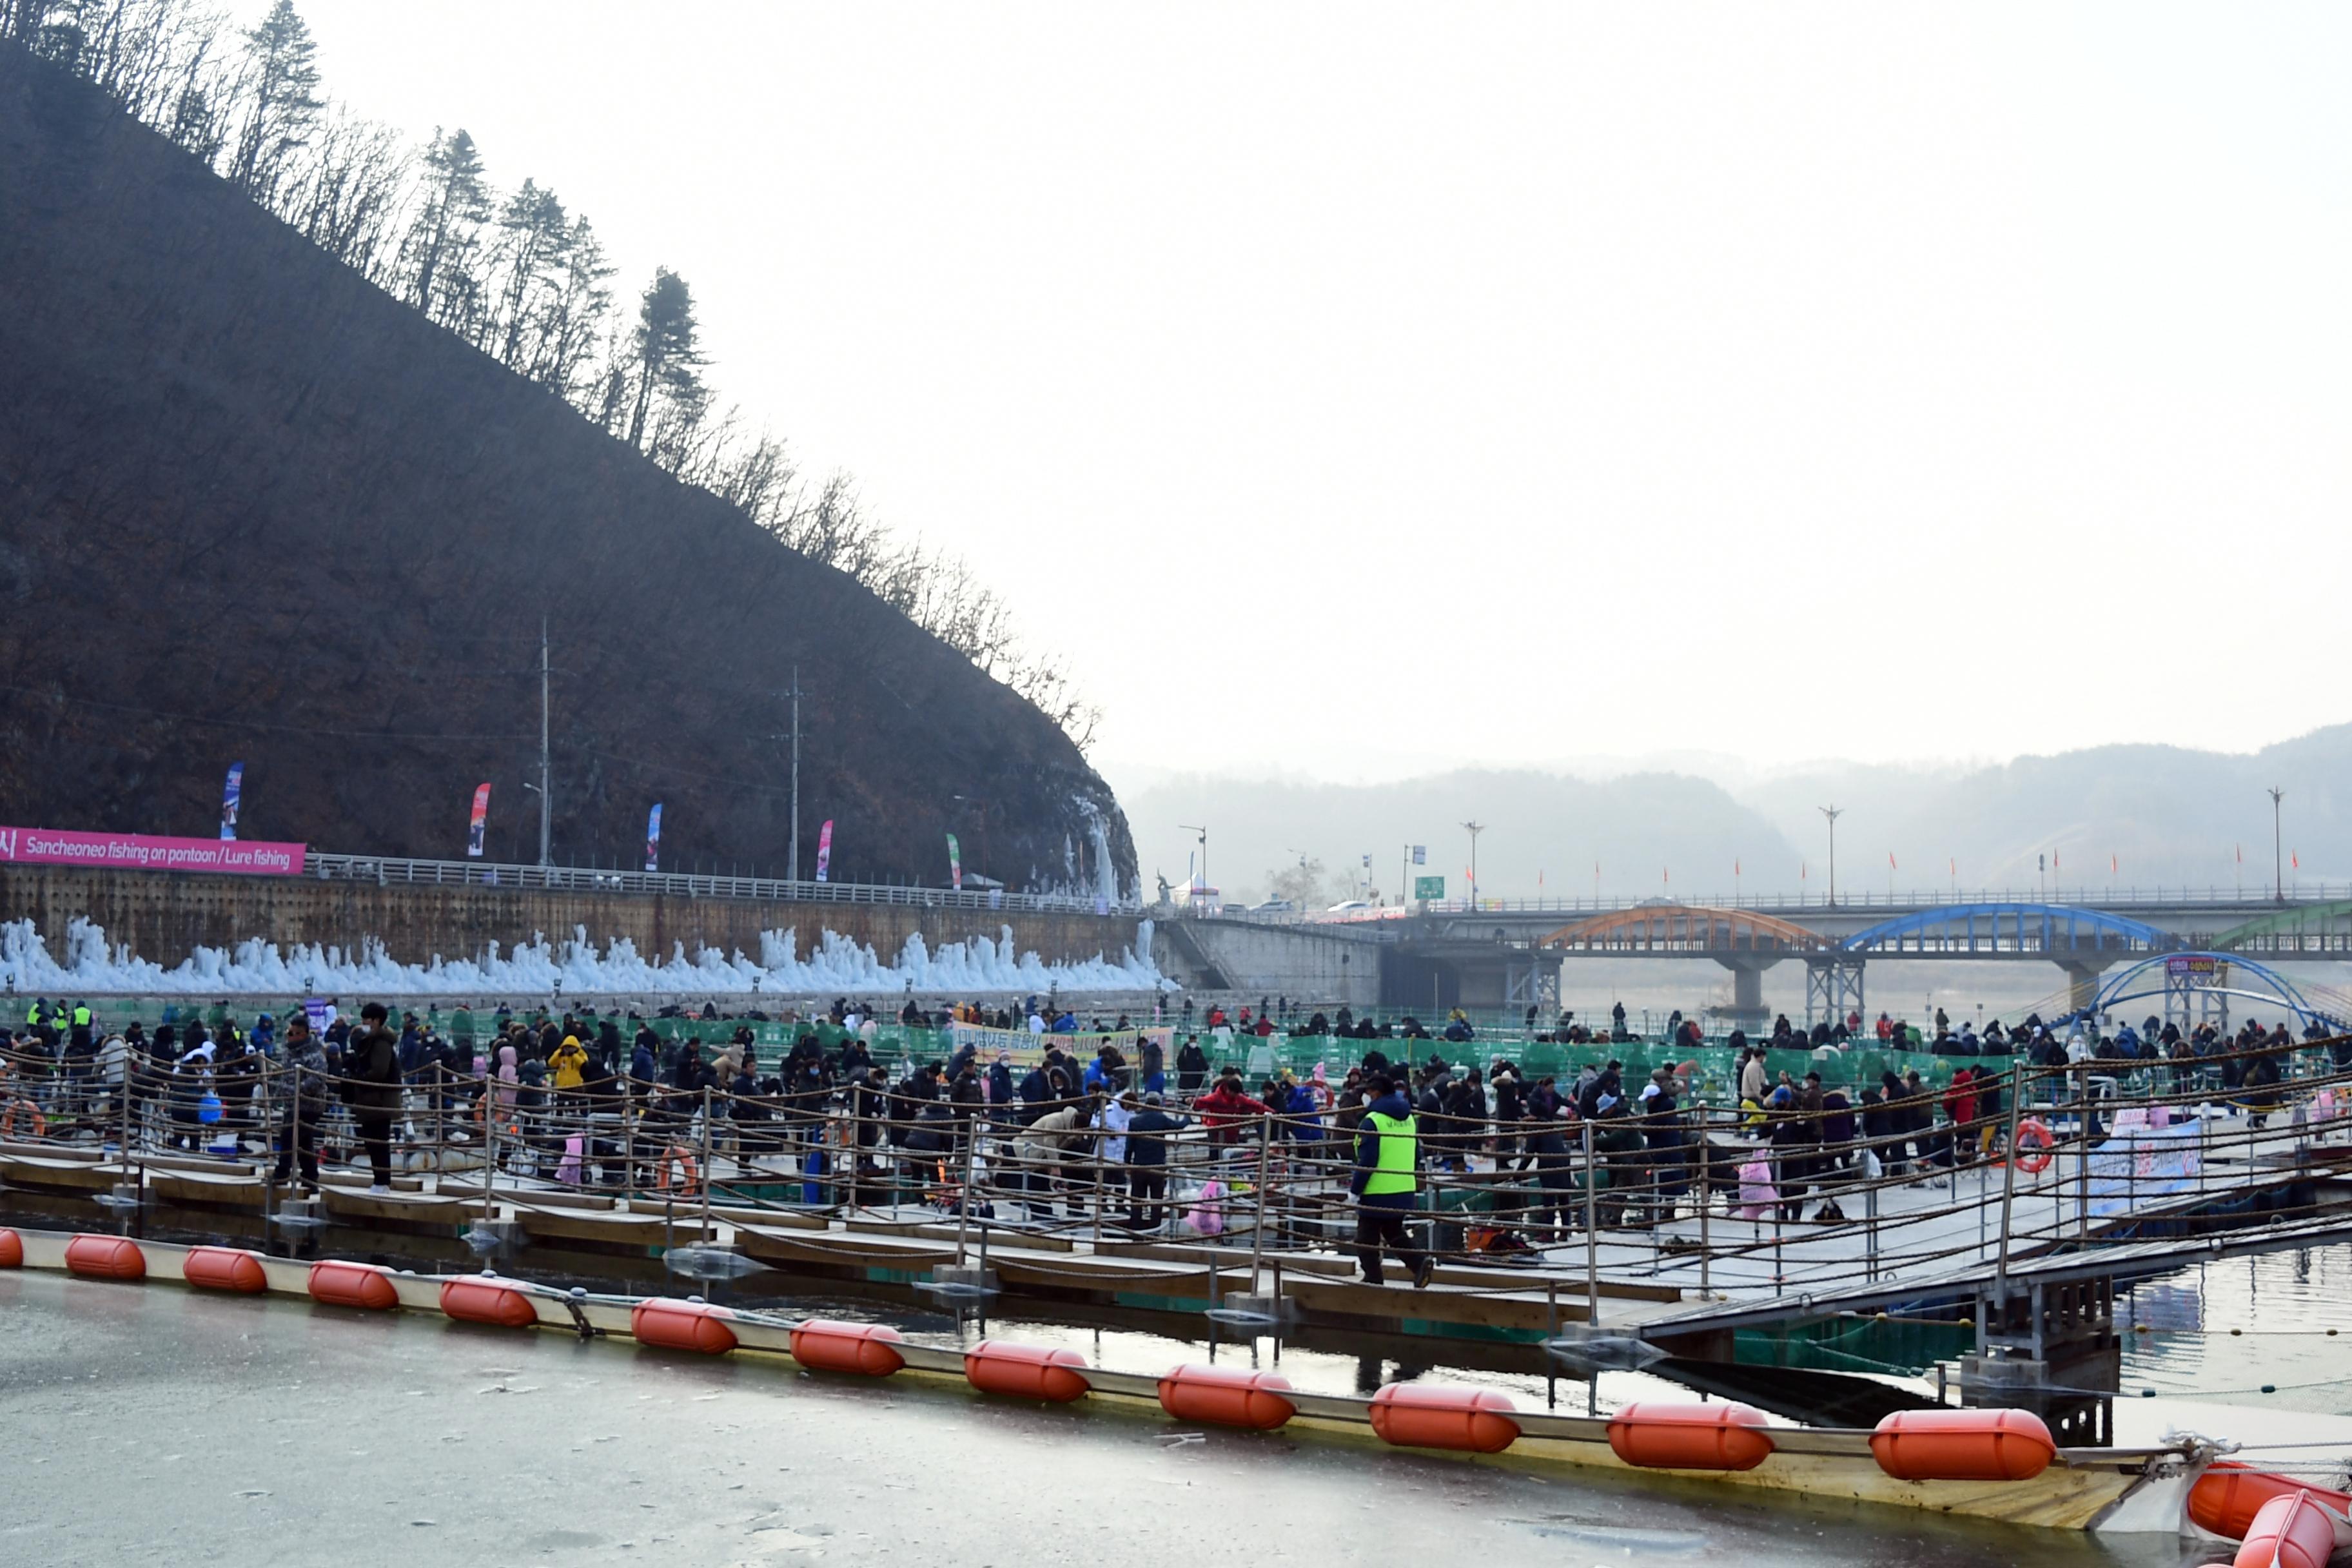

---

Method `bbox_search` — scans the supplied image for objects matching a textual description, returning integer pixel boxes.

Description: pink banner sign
[0,825,306,876]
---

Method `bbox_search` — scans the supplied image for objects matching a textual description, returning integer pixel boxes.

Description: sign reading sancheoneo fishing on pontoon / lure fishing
[0,826,305,876]
[2084,1121,2207,1217]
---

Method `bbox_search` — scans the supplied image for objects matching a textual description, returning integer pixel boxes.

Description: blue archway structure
[2069,951,2346,1031]
[1839,903,2176,957]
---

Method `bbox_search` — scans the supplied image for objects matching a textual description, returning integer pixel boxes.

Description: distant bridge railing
[1202,885,2352,922]
[305,853,1137,916]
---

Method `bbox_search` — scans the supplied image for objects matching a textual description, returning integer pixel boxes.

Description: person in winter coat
[1122,1093,1188,1229]
[1175,1037,1210,1096]
[271,1014,330,1189]
[342,1003,403,1191]
[1193,1071,1273,1151]
[1350,1076,1434,1288]
[1015,1095,1099,1218]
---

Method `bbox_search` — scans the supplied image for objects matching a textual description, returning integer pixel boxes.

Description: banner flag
[220,762,244,841]
[947,833,963,890]
[1411,845,1426,865]
[644,803,663,872]
[467,783,491,858]
[816,819,834,883]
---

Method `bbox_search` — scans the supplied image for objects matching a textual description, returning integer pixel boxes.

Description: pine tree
[226,0,322,197]
[625,267,706,453]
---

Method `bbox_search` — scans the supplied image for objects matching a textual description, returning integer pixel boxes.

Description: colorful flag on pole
[220,761,244,841]
[2111,854,2119,874]
[947,833,963,890]
[643,803,663,872]
[2293,851,2300,870]
[1888,851,1896,870]
[467,783,491,858]
[2237,844,2243,864]
[816,819,834,883]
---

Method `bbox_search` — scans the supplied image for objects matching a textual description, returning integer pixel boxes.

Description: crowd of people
[5,990,2344,1286]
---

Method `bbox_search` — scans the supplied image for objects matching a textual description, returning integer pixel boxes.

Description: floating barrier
[2012,1119,2056,1174]
[1607,1401,1774,1471]
[789,1319,905,1377]
[631,1297,738,1355]
[308,1259,398,1311]
[439,1276,539,1329]
[964,1340,1090,1403]
[63,1233,145,1281]
[1368,1384,1520,1454]
[182,1246,267,1294]
[0,1227,20,1268]
[1869,1409,2054,1482]
[1155,1364,1296,1431]
[2231,1490,2339,1568]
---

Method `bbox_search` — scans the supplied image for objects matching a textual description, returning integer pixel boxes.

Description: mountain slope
[0,50,1133,892]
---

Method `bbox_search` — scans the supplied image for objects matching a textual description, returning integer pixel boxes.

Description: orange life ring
[2012,1119,2055,1174]
[656,1145,702,1197]
[0,1099,45,1138]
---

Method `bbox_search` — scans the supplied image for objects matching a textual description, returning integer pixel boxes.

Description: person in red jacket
[1941,1067,1979,1165]
[1192,1069,1273,1149]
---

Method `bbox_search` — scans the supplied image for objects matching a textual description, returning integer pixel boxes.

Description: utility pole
[2269,786,2285,904]
[1818,805,1842,906]
[1462,821,1485,906]
[1180,825,1208,890]
[789,668,803,882]
[533,618,553,866]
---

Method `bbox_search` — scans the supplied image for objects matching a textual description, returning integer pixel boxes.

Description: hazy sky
[284,3,2352,796]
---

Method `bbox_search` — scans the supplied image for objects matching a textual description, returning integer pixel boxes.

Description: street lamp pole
[1180,824,1208,892]
[1818,805,1843,907]
[1462,821,1485,906]
[2269,787,2285,903]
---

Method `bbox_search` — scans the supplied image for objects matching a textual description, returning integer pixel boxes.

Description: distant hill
[0,50,1133,893]
[1127,726,2352,904]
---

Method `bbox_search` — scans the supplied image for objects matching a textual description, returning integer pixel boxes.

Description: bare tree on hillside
[225,0,320,199]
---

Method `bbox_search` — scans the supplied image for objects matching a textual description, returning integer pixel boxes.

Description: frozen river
[0,1267,2249,1568]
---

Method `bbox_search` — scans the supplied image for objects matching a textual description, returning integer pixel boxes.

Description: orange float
[790,1319,906,1377]
[2011,1118,2055,1174]
[2190,1465,2352,1540]
[64,1233,146,1281]
[1868,1408,2054,1482]
[631,1297,739,1355]
[182,1246,267,1293]
[1368,1384,1520,1454]
[1155,1364,1296,1431]
[308,1259,398,1311]
[963,1340,1090,1403]
[0,1228,21,1268]
[2232,1491,2341,1568]
[1607,1401,1774,1471]
[439,1276,540,1329]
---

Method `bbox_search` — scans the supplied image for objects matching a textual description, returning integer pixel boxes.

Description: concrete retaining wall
[0,866,1142,972]
[1151,919,1381,1006]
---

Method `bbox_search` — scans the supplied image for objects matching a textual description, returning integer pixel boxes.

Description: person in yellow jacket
[549,1034,589,1095]
[1349,1074,1435,1288]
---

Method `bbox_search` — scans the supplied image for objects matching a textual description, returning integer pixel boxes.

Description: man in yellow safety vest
[1350,1073,1434,1288]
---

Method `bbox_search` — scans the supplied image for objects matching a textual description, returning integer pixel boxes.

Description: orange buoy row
[0,1227,21,1268]
[632,1297,739,1355]
[64,1233,145,1281]
[1869,1409,2054,1482]
[1157,1365,1296,1431]
[308,1259,399,1311]
[790,1319,906,1377]
[1608,1401,1774,1471]
[1369,1384,1520,1453]
[964,1340,1089,1402]
[440,1276,540,1329]
[183,1246,268,1294]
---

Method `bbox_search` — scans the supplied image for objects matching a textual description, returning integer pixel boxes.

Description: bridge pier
[1714,956,1779,1026]
[2056,959,2114,1015]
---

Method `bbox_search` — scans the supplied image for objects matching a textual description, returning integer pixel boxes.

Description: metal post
[1247,1113,1273,1297]
[955,1109,981,1267]
[1582,1119,1599,1324]
[1992,1062,2026,1317]
[700,1084,716,1238]
[1698,1115,1710,1296]
[787,668,803,883]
